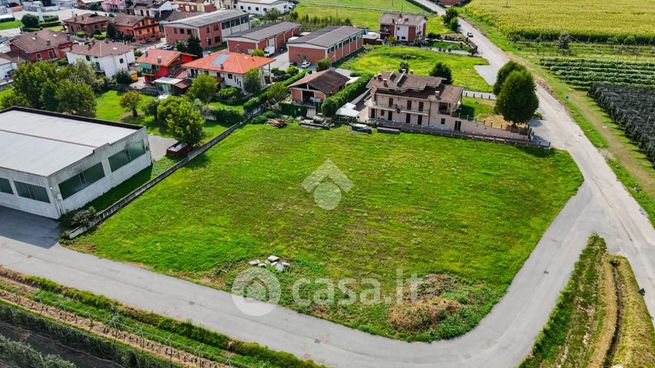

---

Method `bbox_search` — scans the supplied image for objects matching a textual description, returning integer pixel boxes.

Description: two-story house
[367,71,465,131]
[9,30,73,62]
[63,13,111,36]
[173,0,217,12]
[137,49,195,83]
[236,0,292,16]
[379,12,427,42]
[182,50,273,91]
[127,0,177,19]
[102,0,127,12]
[162,10,250,50]
[66,40,135,78]
[112,14,161,43]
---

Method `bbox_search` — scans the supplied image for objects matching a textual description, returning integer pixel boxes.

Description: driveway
[1,6,655,368]
[147,135,176,161]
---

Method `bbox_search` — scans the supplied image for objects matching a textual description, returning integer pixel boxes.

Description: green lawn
[461,96,496,120]
[0,20,21,30]
[340,46,492,91]
[73,123,582,341]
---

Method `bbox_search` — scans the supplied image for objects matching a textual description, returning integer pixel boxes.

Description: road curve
[1,4,655,368]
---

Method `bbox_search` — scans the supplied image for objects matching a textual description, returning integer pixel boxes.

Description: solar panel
[211,54,230,67]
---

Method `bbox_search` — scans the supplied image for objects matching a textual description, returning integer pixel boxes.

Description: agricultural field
[465,0,655,43]
[72,123,582,341]
[539,58,655,89]
[340,46,492,91]
[589,83,655,164]
[293,0,433,32]
[521,236,655,367]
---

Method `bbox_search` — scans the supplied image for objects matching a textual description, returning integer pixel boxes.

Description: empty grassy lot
[72,124,581,341]
[340,46,492,91]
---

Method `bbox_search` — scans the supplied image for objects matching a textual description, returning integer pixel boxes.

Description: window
[174,28,178,34]
[455,120,461,131]
[0,178,12,194]
[417,115,423,126]
[407,100,412,110]
[108,141,147,172]
[119,58,124,64]
[388,98,393,106]
[405,114,410,124]
[440,117,446,125]
[418,101,424,111]
[228,73,233,79]
[214,24,219,31]
[14,182,49,203]
[58,163,105,199]
[214,36,220,43]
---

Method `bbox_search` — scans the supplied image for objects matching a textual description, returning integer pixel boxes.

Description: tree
[251,49,265,57]
[114,69,133,86]
[495,70,539,126]
[164,98,204,146]
[120,91,143,117]
[187,74,217,104]
[244,68,262,94]
[443,8,458,26]
[106,21,117,39]
[157,96,186,125]
[266,82,288,105]
[62,61,97,87]
[399,60,410,72]
[447,17,459,32]
[265,8,281,21]
[21,14,39,29]
[12,61,57,109]
[54,80,96,117]
[493,61,527,95]
[557,32,571,50]
[175,40,187,52]
[429,62,452,84]
[186,35,203,58]
[0,90,29,109]
[317,57,331,71]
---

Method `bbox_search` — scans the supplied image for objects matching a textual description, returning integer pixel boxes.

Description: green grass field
[340,46,492,91]
[0,20,21,30]
[293,0,448,34]
[73,124,582,341]
[461,96,496,120]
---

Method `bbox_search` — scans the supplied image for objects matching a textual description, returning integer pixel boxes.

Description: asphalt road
[1,4,655,368]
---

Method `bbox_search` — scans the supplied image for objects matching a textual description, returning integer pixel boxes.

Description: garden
[339,45,492,91]
[72,123,582,341]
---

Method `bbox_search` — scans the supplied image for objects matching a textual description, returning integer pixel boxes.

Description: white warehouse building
[236,0,292,16]
[0,108,152,219]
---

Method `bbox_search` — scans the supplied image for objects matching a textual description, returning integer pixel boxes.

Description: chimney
[157,56,162,64]
[145,50,149,57]
[46,40,51,46]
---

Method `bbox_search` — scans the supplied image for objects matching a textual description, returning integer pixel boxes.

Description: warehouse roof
[0,108,140,177]
[225,21,300,43]
[288,26,362,48]
[162,9,245,28]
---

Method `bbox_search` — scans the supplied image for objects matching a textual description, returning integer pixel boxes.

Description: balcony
[368,101,428,116]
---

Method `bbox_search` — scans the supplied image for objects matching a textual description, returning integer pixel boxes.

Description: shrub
[114,69,133,86]
[144,98,159,119]
[93,33,106,40]
[317,57,331,71]
[75,31,87,38]
[211,107,244,125]
[321,73,373,117]
[217,86,242,104]
[70,207,97,228]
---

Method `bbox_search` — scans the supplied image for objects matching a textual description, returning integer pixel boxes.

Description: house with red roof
[9,30,73,62]
[112,14,161,43]
[62,13,111,36]
[182,50,273,91]
[137,49,195,83]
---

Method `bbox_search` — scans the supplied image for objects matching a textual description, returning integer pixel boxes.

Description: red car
[166,142,190,158]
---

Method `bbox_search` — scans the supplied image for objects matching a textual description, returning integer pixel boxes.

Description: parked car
[351,123,372,134]
[161,44,175,50]
[166,142,190,158]
[466,32,474,38]
[300,60,311,69]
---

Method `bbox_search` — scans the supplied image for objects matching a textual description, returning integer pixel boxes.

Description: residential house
[101,0,128,12]
[66,40,135,78]
[162,10,249,50]
[127,0,177,19]
[182,50,273,91]
[288,26,364,65]
[112,14,161,43]
[76,0,105,9]
[379,12,426,42]
[367,71,465,130]
[288,69,349,106]
[172,0,217,13]
[63,13,111,36]
[0,54,17,80]
[137,49,194,83]
[236,0,292,16]
[9,30,73,62]
[225,21,300,54]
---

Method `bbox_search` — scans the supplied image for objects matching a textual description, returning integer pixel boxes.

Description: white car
[300,60,311,69]
[467,32,474,38]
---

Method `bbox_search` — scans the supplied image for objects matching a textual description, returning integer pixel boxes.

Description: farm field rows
[340,46,492,91]
[465,0,655,42]
[72,123,582,342]
[539,58,655,88]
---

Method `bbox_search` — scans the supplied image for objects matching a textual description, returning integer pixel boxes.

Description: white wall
[188,67,267,91]
[0,62,16,80]
[66,51,135,78]
[237,0,290,15]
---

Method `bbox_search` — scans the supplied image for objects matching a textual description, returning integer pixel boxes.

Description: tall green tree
[186,35,203,58]
[430,62,453,84]
[164,98,205,146]
[443,8,458,26]
[493,61,527,95]
[187,74,218,104]
[21,14,39,28]
[266,82,288,105]
[106,21,117,39]
[244,68,263,94]
[495,70,539,126]
[54,80,96,117]
[12,61,57,109]
[157,96,186,124]
[120,91,143,117]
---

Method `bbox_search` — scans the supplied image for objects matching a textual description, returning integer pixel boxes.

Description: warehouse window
[0,178,12,194]
[14,182,49,203]
[108,141,147,172]
[58,163,106,199]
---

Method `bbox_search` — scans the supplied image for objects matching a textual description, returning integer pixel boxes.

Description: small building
[225,21,301,54]
[66,40,135,78]
[76,0,105,9]
[380,12,427,42]
[288,26,364,65]
[112,14,161,43]
[172,0,217,13]
[102,0,128,12]
[0,107,152,219]
[0,54,18,80]
[162,10,250,50]
[288,69,349,106]
[128,0,177,19]
[182,50,273,91]
[137,49,194,83]
[236,0,292,16]
[63,13,111,36]
[9,30,73,62]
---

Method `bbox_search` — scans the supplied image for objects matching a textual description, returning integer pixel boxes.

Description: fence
[463,90,496,100]
[68,123,241,239]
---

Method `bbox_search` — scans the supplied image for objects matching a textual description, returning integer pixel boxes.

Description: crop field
[539,58,655,89]
[465,0,655,43]
[340,46,492,91]
[73,124,582,341]
[589,83,655,164]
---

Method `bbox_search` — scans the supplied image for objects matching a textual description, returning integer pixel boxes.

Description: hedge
[0,335,76,368]
[321,73,373,117]
[211,107,245,124]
